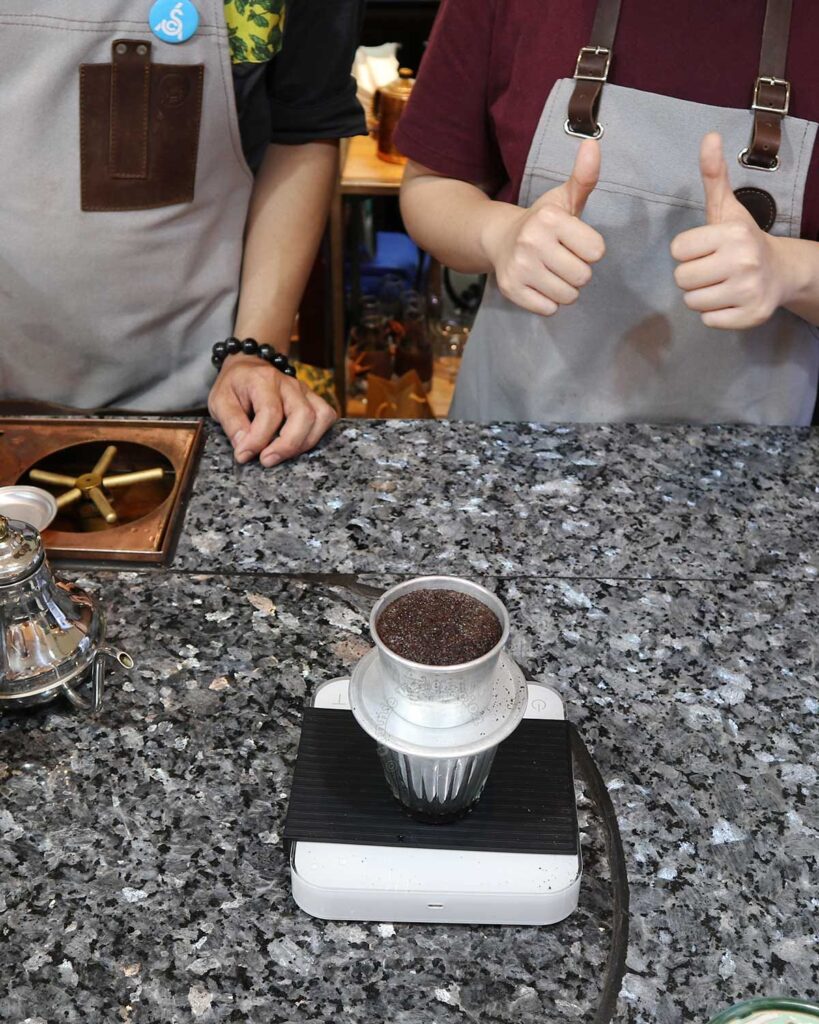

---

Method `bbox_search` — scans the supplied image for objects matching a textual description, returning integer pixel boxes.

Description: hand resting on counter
[208,354,337,468]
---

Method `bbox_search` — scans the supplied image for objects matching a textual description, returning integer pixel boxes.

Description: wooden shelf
[340,135,405,196]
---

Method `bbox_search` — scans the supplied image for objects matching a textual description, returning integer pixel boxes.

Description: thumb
[536,139,601,218]
[208,376,252,450]
[564,139,601,217]
[700,132,741,225]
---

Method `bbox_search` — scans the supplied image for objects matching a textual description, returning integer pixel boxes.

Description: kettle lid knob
[0,514,44,584]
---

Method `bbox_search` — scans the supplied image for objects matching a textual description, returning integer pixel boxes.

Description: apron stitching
[789,121,815,239]
[528,169,803,226]
[786,123,804,238]
[0,19,219,36]
[79,65,89,210]
[81,199,200,211]
[0,14,220,28]
[540,84,570,182]
[210,0,255,184]
[529,169,700,207]
[535,88,561,175]
[522,82,566,207]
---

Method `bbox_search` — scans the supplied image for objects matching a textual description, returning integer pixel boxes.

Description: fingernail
[236,450,253,463]
[261,453,281,467]
[233,430,246,447]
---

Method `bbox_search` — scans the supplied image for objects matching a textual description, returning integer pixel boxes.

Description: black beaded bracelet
[211,337,297,378]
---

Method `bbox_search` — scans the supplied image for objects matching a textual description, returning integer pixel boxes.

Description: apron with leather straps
[450,0,819,425]
[0,0,253,412]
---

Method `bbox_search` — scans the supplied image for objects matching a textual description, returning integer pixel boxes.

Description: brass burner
[0,418,204,565]
[30,444,166,525]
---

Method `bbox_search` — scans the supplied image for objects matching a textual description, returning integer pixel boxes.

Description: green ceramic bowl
[708,999,819,1024]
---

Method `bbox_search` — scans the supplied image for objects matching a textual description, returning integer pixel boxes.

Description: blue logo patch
[149,0,199,44]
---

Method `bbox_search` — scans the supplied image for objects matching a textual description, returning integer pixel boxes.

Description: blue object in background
[354,231,423,297]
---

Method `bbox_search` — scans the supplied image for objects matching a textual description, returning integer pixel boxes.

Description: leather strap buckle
[752,75,791,115]
[566,0,622,143]
[574,46,612,82]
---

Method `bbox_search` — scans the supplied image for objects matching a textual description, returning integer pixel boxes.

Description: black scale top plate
[283,707,579,856]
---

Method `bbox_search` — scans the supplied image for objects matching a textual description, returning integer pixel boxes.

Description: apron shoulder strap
[567,0,795,170]
[566,0,622,140]
[743,0,794,171]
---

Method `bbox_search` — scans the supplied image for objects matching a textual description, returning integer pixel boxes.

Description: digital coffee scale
[285,678,582,926]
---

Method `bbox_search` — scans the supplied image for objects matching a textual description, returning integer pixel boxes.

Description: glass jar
[378,274,406,323]
[346,308,392,395]
[394,293,433,390]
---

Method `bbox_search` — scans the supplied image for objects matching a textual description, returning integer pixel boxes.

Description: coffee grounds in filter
[376,589,502,666]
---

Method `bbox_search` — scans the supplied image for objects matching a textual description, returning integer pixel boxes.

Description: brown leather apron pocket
[80,39,203,211]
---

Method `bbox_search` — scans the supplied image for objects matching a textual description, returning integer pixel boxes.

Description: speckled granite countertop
[175,420,819,579]
[2,420,818,1024]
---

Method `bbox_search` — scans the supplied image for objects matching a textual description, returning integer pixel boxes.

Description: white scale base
[289,679,582,926]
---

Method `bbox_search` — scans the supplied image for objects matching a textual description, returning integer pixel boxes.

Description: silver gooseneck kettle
[0,514,133,712]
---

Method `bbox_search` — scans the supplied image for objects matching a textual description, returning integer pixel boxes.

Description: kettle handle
[62,647,135,714]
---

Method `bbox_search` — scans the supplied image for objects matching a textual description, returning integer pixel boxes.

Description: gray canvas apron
[451,9,819,426]
[0,0,253,412]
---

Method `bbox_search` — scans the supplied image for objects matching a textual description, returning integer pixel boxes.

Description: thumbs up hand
[671,133,788,330]
[480,139,606,316]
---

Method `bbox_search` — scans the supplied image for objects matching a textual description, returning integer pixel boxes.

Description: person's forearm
[234,140,339,353]
[774,236,819,326]
[400,165,522,275]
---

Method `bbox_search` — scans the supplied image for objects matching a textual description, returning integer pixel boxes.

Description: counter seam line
[72,568,817,588]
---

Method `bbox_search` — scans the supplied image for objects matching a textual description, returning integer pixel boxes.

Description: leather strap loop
[109,40,151,180]
[745,0,793,170]
[566,0,621,139]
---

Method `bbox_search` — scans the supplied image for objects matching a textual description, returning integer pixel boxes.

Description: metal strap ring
[738,147,780,173]
[564,119,605,141]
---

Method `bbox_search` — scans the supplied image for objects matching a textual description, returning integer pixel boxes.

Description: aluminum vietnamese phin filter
[349,576,528,822]
[707,1000,819,1024]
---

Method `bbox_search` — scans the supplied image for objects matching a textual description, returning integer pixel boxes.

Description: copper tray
[0,417,204,564]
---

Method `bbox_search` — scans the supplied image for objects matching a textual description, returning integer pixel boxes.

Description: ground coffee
[376,589,502,666]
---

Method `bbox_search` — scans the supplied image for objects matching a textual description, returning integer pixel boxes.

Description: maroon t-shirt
[395,0,819,239]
